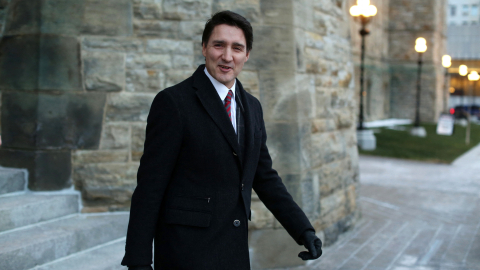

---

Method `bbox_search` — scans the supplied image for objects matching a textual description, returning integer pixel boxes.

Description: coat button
[233,152,237,156]
[241,183,244,190]
[233,220,241,227]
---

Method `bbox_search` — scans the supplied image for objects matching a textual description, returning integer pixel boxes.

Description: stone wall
[388,0,448,122]
[0,0,359,268]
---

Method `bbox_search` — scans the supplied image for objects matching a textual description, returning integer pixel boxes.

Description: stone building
[349,0,448,122]
[0,0,359,268]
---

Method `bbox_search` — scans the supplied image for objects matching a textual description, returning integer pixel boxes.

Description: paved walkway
[291,144,480,270]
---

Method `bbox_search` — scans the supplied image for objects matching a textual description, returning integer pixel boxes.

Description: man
[122,10,322,270]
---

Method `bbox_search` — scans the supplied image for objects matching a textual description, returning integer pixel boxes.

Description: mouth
[218,65,233,72]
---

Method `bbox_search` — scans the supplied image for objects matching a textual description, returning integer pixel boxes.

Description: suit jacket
[122,65,314,269]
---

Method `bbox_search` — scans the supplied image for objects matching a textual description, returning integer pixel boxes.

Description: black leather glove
[128,266,153,270]
[298,230,323,261]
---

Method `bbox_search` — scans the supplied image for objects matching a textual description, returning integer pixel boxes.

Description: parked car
[451,105,480,119]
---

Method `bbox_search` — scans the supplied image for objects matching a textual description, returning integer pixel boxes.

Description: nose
[222,47,233,62]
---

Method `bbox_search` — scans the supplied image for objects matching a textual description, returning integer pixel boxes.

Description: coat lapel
[193,66,240,157]
[236,80,255,177]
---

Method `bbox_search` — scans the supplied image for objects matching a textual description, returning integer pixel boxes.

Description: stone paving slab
[281,155,480,270]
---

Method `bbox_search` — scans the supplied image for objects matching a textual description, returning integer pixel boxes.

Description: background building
[447,0,480,26]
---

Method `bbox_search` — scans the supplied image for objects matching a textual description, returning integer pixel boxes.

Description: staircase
[0,167,130,270]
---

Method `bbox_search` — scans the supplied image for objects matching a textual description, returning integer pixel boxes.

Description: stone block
[259,0,293,26]
[334,108,354,129]
[82,37,143,53]
[264,122,302,174]
[38,35,83,90]
[179,21,205,41]
[100,123,130,150]
[0,148,72,191]
[40,0,85,35]
[74,163,138,203]
[320,188,346,216]
[2,92,106,149]
[0,34,82,91]
[126,54,172,69]
[145,39,193,55]
[311,119,336,133]
[126,69,165,93]
[133,20,179,38]
[73,150,129,164]
[212,0,261,22]
[0,167,26,195]
[131,123,146,161]
[315,159,350,196]
[248,228,307,269]
[310,131,346,168]
[237,70,259,98]
[82,0,132,36]
[83,51,125,92]
[105,92,155,122]
[257,70,297,122]
[163,0,211,20]
[0,35,40,90]
[165,69,195,87]
[172,54,193,68]
[248,25,294,71]
[2,0,41,36]
[133,1,162,20]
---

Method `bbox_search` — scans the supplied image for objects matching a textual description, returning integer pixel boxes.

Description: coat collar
[192,65,255,173]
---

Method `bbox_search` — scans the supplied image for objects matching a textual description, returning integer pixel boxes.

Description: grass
[359,123,480,163]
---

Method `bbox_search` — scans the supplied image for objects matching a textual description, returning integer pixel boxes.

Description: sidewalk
[289,144,480,270]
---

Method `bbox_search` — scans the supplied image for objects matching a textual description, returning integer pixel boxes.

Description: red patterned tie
[224,90,234,122]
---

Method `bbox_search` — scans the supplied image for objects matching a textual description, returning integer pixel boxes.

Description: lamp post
[466,71,479,145]
[410,37,427,137]
[442,55,452,113]
[350,0,377,130]
[459,65,468,108]
[350,0,377,150]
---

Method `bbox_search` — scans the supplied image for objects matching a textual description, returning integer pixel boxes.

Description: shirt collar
[204,67,236,101]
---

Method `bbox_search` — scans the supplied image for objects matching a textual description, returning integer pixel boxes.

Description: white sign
[436,114,455,136]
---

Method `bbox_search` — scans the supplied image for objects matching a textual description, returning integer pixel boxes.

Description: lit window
[463,5,469,16]
[451,5,457,16]
[472,5,478,16]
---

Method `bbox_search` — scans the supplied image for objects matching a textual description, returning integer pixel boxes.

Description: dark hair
[202,10,253,52]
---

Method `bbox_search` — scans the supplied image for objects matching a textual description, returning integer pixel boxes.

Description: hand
[298,230,323,261]
[128,266,153,270]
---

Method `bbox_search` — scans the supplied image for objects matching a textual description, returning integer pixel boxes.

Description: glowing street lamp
[413,37,427,131]
[350,0,377,131]
[466,71,479,145]
[459,65,468,76]
[442,55,452,113]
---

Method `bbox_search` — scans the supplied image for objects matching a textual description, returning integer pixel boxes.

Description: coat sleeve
[121,90,183,266]
[251,100,314,245]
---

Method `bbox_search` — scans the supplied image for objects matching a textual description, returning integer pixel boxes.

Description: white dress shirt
[204,67,237,134]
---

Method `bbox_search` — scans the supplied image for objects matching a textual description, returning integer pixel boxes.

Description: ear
[245,50,250,62]
[202,43,207,58]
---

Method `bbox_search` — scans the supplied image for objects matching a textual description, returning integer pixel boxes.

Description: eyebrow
[212,40,246,48]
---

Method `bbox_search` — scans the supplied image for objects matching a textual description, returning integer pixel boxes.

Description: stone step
[0,213,129,270]
[0,167,27,195]
[0,193,80,232]
[32,238,128,270]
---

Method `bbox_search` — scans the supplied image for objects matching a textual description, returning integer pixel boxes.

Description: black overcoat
[121,65,314,269]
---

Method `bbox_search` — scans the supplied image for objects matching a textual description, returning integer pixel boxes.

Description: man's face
[202,24,250,89]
